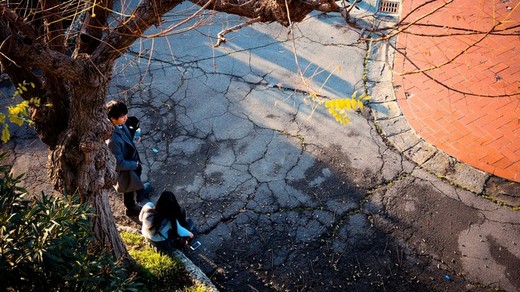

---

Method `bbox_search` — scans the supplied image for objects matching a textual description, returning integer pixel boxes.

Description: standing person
[139,191,196,252]
[106,100,151,216]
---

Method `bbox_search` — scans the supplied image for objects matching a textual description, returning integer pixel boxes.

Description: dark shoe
[125,205,141,217]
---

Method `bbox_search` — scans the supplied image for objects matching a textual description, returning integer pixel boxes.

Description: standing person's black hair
[106,100,128,120]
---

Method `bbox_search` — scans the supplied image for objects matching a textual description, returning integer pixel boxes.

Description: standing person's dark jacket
[107,124,144,193]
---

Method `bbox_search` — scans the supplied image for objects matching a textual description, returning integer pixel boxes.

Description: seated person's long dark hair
[151,191,188,236]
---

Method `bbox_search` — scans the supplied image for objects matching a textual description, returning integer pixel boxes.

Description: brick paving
[393,0,520,182]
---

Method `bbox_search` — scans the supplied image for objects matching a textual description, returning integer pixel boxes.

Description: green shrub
[0,152,141,291]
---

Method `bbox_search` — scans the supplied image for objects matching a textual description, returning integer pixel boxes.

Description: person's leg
[134,163,152,203]
[123,192,136,209]
[124,192,140,216]
[176,220,193,238]
[135,183,153,203]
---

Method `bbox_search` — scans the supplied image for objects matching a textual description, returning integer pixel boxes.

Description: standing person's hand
[133,128,141,143]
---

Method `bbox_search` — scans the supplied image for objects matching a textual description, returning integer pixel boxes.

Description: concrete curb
[117,225,219,291]
[365,38,490,194]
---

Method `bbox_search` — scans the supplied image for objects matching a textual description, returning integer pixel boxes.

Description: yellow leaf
[30,98,41,106]
[344,99,352,110]
[339,99,347,108]
[358,100,364,110]
[2,125,10,143]
[8,101,29,115]
[9,116,24,126]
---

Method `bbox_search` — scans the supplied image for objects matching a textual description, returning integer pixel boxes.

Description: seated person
[139,191,195,252]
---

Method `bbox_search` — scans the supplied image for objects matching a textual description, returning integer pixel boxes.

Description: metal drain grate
[378,0,400,14]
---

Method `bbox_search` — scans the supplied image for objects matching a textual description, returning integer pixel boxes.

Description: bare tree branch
[396,2,519,76]
[367,0,454,42]
[0,4,86,82]
[389,39,519,98]
[188,0,322,25]
[400,23,520,37]
[41,0,66,53]
[144,0,215,38]
[213,16,262,47]
[91,0,184,69]
[76,0,115,55]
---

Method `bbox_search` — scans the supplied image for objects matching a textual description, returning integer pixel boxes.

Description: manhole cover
[379,0,400,14]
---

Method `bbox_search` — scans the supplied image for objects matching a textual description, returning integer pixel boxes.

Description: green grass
[120,231,208,292]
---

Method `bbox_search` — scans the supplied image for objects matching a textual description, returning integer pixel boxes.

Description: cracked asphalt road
[2,3,519,291]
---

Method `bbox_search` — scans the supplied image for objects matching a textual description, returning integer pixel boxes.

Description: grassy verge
[120,231,207,292]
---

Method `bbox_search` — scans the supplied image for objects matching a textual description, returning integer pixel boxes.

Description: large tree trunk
[48,78,127,259]
[89,190,128,258]
[0,0,183,262]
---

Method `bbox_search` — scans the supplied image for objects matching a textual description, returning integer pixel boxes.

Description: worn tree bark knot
[81,141,96,153]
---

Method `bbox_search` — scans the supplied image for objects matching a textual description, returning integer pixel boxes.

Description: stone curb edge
[365,39,490,194]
